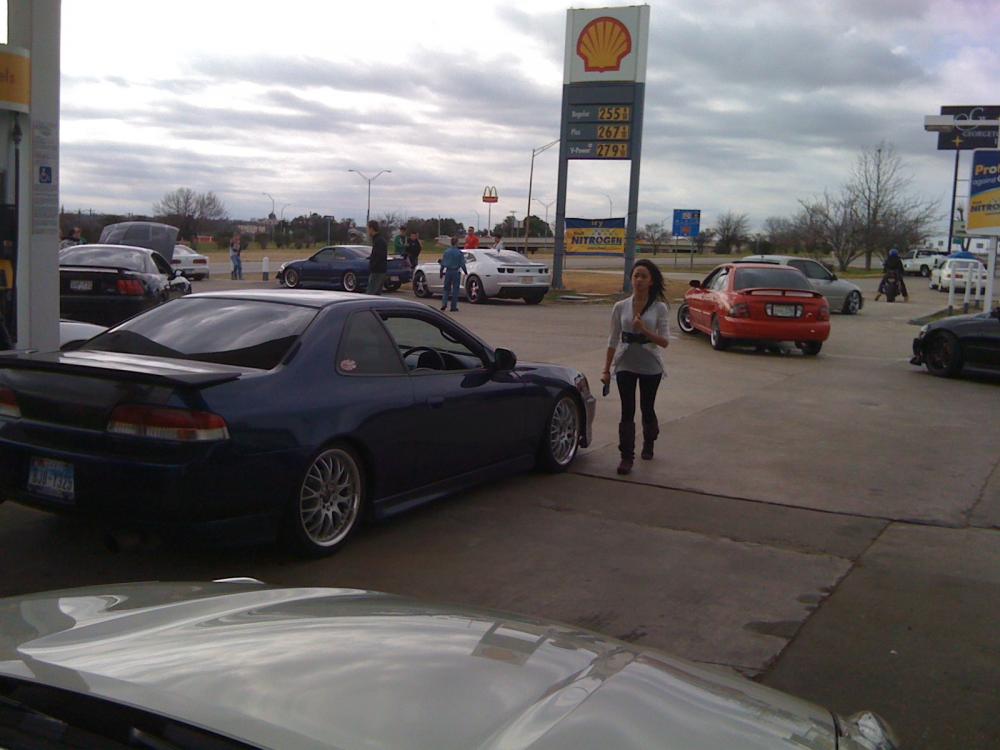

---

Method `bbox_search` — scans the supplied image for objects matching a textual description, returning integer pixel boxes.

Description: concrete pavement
[1,273,997,747]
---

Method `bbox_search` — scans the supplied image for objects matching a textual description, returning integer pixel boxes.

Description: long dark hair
[632,259,666,314]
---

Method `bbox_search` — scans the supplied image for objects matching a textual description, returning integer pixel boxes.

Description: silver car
[0,581,897,749]
[738,255,864,314]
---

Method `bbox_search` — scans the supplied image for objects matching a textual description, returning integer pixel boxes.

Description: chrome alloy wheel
[548,396,580,467]
[298,448,361,548]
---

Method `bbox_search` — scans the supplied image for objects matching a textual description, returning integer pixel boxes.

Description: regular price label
[598,106,631,122]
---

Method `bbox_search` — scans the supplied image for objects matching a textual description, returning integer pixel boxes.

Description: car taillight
[730,303,750,318]
[0,387,21,419]
[108,405,230,441]
[171,259,181,265]
[818,304,830,321]
[193,258,207,265]
[116,279,145,296]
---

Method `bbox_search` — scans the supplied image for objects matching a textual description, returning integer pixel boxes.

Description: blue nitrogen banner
[565,217,626,255]
[968,149,1000,237]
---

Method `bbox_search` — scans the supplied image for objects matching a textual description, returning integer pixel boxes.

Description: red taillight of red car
[0,387,21,419]
[115,278,145,296]
[817,304,830,321]
[108,405,230,441]
[730,302,751,318]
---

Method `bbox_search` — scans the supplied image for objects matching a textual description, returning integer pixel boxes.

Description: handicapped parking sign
[38,165,52,184]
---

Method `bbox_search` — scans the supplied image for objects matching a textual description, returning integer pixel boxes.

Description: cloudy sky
[42,1,1000,232]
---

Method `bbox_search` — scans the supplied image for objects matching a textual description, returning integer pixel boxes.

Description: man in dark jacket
[366,219,388,295]
[405,231,422,268]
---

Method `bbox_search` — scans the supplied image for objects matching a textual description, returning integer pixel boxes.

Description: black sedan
[911,307,1000,377]
[59,244,191,326]
[277,244,412,292]
[0,291,595,555]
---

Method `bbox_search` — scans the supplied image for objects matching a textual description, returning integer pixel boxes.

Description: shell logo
[576,16,632,73]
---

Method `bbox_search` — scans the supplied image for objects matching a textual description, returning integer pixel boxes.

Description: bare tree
[846,143,939,268]
[713,212,750,254]
[797,192,862,271]
[763,216,797,254]
[641,222,671,255]
[153,188,228,240]
[692,228,716,253]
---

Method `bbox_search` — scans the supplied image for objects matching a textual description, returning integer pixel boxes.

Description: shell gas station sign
[0,45,30,113]
[553,6,649,289]
[564,7,649,85]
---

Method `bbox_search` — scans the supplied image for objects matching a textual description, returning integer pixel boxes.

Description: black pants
[616,371,662,424]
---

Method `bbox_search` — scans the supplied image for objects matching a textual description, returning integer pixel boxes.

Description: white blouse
[607,297,670,375]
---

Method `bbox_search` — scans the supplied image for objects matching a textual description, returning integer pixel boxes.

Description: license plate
[70,280,93,292]
[520,276,533,284]
[770,304,798,318]
[28,457,75,501]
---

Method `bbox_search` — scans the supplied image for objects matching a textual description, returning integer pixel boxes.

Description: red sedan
[677,263,830,355]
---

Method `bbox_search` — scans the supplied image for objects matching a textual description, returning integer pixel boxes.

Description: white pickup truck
[901,248,948,277]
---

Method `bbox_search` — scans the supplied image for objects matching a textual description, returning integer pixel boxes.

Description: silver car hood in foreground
[0,583,840,750]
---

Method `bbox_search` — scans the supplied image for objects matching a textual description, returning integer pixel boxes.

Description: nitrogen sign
[565,217,626,255]
[968,149,1000,237]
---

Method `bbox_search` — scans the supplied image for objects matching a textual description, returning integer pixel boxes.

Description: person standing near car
[393,225,407,260]
[229,232,243,280]
[601,259,670,475]
[405,230,422,269]
[439,237,467,312]
[464,227,480,249]
[366,219,388,295]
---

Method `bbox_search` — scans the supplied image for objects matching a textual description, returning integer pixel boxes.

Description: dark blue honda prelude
[276,245,412,292]
[0,291,595,555]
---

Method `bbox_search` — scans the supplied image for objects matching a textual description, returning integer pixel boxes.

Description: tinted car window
[151,253,172,275]
[313,248,335,263]
[81,298,317,369]
[336,246,369,259]
[337,312,405,375]
[485,251,528,263]
[789,260,831,280]
[380,314,484,370]
[734,268,811,291]
[60,246,148,272]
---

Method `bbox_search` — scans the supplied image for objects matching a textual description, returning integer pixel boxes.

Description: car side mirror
[689,280,701,288]
[493,347,517,371]
[830,273,838,280]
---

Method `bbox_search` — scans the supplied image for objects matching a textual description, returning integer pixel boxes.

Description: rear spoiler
[60,265,132,275]
[738,288,823,298]
[0,351,243,388]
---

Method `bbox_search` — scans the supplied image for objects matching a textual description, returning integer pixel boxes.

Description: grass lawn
[554,271,690,302]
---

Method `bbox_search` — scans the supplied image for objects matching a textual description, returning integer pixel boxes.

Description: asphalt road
[2,273,997,749]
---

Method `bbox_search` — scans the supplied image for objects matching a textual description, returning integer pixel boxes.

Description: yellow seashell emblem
[576,16,632,73]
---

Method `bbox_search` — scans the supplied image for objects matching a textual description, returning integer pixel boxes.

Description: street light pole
[348,169,392,225]
[532,198,556,235]
[525,138,559,249]
[472,209,480,233]
[601,192,614,218]
[262,192,276,240]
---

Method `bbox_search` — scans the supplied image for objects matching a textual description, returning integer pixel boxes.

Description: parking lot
[2,267,998,749]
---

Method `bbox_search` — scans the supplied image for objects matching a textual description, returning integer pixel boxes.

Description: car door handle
[427,396,444,408]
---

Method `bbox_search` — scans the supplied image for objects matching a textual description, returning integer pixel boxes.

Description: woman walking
[601,260,670,475]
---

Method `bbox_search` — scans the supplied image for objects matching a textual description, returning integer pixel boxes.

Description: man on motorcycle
[875,248,908,302]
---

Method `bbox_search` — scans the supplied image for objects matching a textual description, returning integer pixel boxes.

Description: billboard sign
[968,149,1000,236]
[565,217,626,255]
[937,106,1000,151]
[564,6,650,84]
[672,209,701,237]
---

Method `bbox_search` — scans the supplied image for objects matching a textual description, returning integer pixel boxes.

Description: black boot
[641,420,659,460]
[617,422,635,474]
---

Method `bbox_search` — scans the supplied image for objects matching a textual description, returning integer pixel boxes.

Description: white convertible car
[413,248,551,304]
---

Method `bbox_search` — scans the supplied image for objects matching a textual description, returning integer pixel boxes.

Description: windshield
[81,297,317,369]
[60,246,148,272]
[734,267,812,291]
